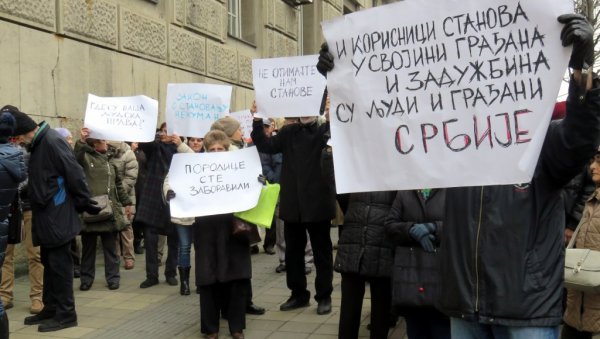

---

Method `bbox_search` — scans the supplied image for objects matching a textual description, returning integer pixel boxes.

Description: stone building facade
[0,0,386,131]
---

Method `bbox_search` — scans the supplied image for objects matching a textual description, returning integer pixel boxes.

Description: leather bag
[564,223,600,294]
[391,246,441,308]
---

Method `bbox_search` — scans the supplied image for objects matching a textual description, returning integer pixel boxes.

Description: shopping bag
[234,182,280,228]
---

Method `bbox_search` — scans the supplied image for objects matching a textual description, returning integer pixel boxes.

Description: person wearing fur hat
[0,112,26,338]
[4,105,101,332]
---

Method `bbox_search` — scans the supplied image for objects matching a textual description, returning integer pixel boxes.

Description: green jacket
[75,141,132,233]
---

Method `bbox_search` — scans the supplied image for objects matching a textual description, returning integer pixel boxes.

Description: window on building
[228,0,257,44]
[228,0,241,39]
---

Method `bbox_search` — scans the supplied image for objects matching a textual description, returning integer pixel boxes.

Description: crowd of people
[0,11,598,339]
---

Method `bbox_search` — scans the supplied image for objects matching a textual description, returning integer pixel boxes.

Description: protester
[7,106,100,332]
[317,13,600,339]
[75,129,132,291]
[562,148,600,339]
[107,141,138,269]
[385,189,450,339]
[0,140,44,315]
[258,118,281,255]
[251,106,336,315]
[130,141,147,255]
[335,191,396,339]
[136,123,179,288]
[0,112,26,338]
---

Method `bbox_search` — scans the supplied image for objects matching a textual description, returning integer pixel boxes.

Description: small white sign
[228,109,254,140]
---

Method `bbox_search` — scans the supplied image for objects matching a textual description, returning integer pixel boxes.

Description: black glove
[558,14,594,70]
[316,42,334,77]
[409,223,435,253]
[166,189,176,201]
[84,199,102,215]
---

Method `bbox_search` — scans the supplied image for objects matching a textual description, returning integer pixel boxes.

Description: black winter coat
[0,142,26,271]
[438,79,600,327]
[193,214,251,286]
[334,191,396,277]
[28,123,92,247]
[562,165,595,230]
[251,120,335,223]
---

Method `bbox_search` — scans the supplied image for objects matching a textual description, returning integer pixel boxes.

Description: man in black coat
[251,115,336,315]
[5,106,100,333]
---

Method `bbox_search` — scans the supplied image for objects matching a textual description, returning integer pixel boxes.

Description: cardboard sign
[322,0,572,193]
[166,83,232,137]
[84,94,158,142]
[253,55,327,117]
[168,147,263,218]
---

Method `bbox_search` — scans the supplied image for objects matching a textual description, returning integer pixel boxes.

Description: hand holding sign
[557,14,594,70]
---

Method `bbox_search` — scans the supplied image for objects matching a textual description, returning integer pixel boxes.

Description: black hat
[1,105,37,136]
[0,112,15,142]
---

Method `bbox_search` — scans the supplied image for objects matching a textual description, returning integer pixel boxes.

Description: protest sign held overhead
[84,94,158,142]
[166,83,232,137]
[253,55,327,117]
[168,147,263,218]
[228,109,254,140]
[322,0,572,193]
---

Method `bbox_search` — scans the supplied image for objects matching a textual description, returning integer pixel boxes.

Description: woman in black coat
[384,189,450,339]
[335,191,396,339]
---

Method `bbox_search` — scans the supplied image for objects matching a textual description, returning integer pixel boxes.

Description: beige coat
[564,187,600,333]
[163,142,195,226]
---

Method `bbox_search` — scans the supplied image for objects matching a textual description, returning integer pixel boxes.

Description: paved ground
[6,229,408,338]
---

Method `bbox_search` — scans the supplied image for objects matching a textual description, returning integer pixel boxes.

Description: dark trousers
[339,273,391,339]
[70,238,80,271]
[199,280,247,334]
[284,221,333,301]
[263,216,277,249]
[80,232,120,285]
[144,225,178,280]
[561,324,593,339]
[132,219,144,248]
[405,308,451,339]
[41,241,76,322]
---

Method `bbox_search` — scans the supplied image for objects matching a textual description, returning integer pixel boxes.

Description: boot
[0,312,8,339]
[178,266,191,296]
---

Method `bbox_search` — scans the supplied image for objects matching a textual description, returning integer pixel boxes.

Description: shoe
[275,264,286,273]
[139,278,159,288]
[38,318,78,332]
[166,276,178,286]
[124,259,134,270]
[280,296,309,311]
[263,246,275,255]
[304,267,312,275]
[178,266,191,295]
[250,245,259,254]
[30,300,44,314]
[246,303,265,315]
[108,282,120,290]
[24,312,55,325]
[3,301,13,310]
[206,333,219,339]
[231,331,244,339]
[317,298,332,315]
[79,282,92,291]
[73,269,81,278]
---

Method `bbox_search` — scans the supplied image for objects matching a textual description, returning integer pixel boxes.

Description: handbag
[231,217,261,244]
[564,222,600,294]
[82,163,114,223]
[391,246,441,308]
[234,182,280,228]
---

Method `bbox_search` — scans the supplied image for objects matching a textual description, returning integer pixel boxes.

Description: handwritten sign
[166,83,232,137]
[84,94,158,142]
[253,55,327,117]
[322,0,572,193]
[168,147,263,218]
[228,109,254,140]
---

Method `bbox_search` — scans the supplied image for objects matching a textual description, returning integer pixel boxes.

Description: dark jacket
[259,152,282,183]
[438,79,600,327]
[75,141,132,233]
[0,142,26,274]
[133,147,147,204]
[562,166,595,230]
[28,123,92,247]
[193,214,252,286]
[135,139,177,229]
[251,119,335,223]
[334,191,396,277]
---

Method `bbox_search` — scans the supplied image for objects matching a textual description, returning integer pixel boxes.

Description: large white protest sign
[228,109,253,140]
[84,94,158,142]
[168,147,263,218]
[253,55,327,117]
[166,83,232,137]
[322,0,572,193]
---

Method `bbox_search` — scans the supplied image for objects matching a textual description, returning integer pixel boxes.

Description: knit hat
[0,105,37,136]
[211,117,241,138]
[262,118,272,126]
[54,127,72,138]
[0,112,16,142]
